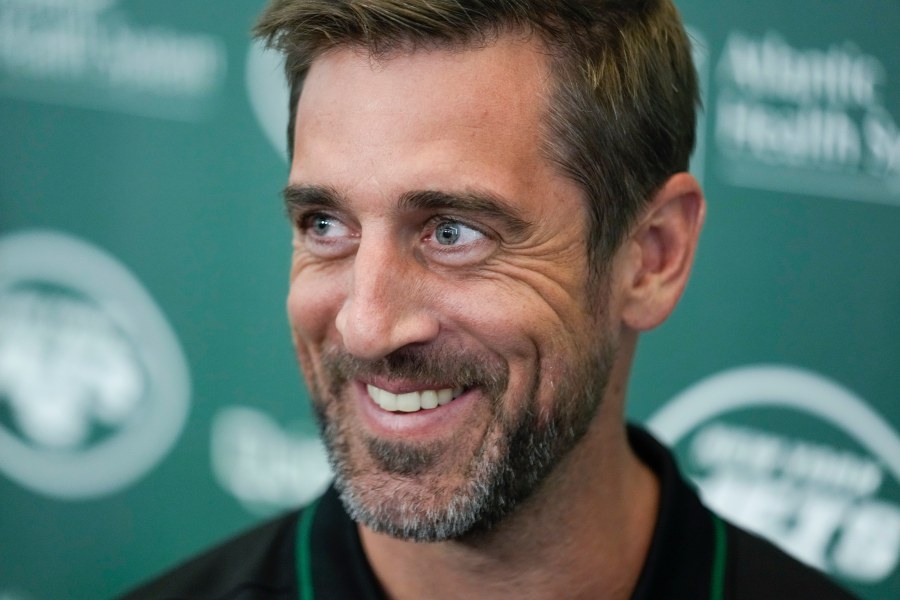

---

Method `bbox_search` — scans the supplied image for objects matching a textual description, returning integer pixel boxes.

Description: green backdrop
[1,1,898,598]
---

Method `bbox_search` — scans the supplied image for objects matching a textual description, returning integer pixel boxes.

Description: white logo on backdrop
[649,365,900,583]
[211,406,332,514]
[714,30,900,204]
[0,230,190,498]
[245,40,290,161]
[0,0,226,120]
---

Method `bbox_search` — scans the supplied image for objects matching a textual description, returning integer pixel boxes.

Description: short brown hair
[254,0,699,270]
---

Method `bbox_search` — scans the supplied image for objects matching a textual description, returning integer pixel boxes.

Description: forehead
[299,36,552,130]
[290,36,576,213]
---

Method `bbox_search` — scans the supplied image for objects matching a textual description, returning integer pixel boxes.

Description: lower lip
[353,381,478,440]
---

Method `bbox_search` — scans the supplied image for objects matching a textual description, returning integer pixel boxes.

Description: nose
[335,237,439,360]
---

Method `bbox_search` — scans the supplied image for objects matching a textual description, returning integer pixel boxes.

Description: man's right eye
[298,213,349,237]
[307,214,338,236]
[297,213,356,256]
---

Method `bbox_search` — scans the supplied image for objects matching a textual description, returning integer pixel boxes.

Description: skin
[286,34,705,600]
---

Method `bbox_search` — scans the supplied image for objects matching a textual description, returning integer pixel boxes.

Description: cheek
[456,274,591,357]
[453,277,602,403]
[287,264,346,347]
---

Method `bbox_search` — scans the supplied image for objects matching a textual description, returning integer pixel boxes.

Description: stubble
[306,336,615,542]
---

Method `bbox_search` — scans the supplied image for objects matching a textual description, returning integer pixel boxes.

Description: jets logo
[0,230,190,499]
[649,364,900,590]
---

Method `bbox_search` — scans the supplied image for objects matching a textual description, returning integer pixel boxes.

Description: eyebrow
[282,184,344,219]
[400,190,532,237]
[282,184,532,238]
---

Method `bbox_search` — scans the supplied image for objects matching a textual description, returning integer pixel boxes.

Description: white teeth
[420,390,438,409]
[396,392,420,412]
[366,384,397,411]
[437,389,453,406]
[366,384,463,413]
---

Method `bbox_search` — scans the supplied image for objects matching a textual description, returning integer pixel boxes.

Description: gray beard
[309,339,615,542]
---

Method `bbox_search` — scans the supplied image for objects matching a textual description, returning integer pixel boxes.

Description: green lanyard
[296,497,321,600]
[710,514,729,600]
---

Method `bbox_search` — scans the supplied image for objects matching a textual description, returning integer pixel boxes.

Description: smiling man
[122,1,857,599]
[285,34,631,550]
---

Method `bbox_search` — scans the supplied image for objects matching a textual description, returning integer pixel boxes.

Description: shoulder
[722,519,858,600]
[117,509,302,600]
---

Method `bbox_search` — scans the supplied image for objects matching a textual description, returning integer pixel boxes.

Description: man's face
[286,37,621,541]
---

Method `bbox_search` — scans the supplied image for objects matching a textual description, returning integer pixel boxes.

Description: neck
[359,398,660,600]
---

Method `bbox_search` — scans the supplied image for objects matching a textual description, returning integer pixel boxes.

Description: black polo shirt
[120,427,857,599]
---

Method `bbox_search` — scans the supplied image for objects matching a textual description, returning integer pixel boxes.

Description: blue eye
[297,213,356,258]
[436,223,461,245]
[432,220,484,247]
[310,215,333,236]
[303,213,348,239]
[425,219,494,266]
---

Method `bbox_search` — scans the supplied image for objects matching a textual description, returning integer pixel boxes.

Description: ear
[619,172,706,331]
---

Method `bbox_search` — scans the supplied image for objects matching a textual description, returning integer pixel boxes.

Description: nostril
[335,295,440,361]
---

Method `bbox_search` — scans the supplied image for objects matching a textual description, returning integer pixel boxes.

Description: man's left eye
[432,221,483,246]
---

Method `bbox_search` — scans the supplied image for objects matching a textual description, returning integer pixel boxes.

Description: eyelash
[295,211,339,233]
[292,211,495,262]
[424,216,490,241]
[294,211,487,233]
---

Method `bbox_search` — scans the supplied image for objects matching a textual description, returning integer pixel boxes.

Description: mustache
[322,345,509,397]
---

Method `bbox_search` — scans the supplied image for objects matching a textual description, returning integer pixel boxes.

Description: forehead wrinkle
[399,189,532,238]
